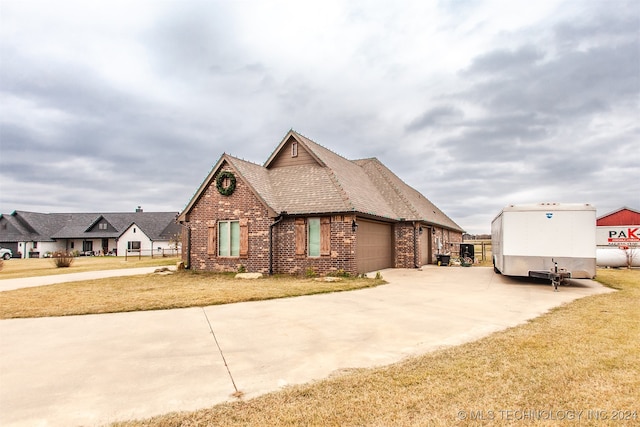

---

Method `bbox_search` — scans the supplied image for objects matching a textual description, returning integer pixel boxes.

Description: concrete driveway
[0,266,176,292]
[0,266,612,426]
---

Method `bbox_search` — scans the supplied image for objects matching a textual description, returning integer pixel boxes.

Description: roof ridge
[327,169,355,211]
[226,154,280,216]
[225,153,262,167]
[597,206,640,219]
[292,130,351,163]
[368,159,422,219]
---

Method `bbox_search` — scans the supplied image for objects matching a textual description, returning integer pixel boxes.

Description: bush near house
[52,251,75,268]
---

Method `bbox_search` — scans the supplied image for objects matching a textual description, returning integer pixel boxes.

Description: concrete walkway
[0,266,612,426]
[0,266,175,291]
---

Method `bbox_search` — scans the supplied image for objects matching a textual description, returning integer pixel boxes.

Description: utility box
[491,203,596,283]
[460,243,475,261]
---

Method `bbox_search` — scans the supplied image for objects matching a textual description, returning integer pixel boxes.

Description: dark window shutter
[295,218,306,256]
[239,218,248,257]
[207,225,216,255]
[320,217,331,256]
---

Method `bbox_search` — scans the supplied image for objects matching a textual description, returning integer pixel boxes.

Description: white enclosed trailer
[491,203,596,290]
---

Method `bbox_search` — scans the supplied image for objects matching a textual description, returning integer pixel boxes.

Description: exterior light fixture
[352,219,358,232]
[419,226,423,235]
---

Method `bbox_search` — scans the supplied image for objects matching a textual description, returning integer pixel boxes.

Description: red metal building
[596,207,640,226]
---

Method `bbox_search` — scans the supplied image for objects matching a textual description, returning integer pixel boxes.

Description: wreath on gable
[216,171,236,196]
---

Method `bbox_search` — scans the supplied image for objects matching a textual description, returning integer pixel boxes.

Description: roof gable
[105,212,180,240]
[0,214,31,242]
[85,215,117,233]
[177,155,278,222]
[179,130,464,231]
[264,131,325,169]
[597,207,640,226]
[120,222,150,239]
[9,211,75,242]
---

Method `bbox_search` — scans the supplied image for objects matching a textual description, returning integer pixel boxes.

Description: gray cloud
[1,0,638,233]
[463,45,544,75]
[405,105,465,132]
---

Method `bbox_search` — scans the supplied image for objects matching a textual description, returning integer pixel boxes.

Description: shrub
[327,269,351,278]
[52,251,75,268]
[305,267,318,278]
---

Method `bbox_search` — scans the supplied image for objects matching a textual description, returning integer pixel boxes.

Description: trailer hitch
[550,260,571,291]
[528,259,571,291]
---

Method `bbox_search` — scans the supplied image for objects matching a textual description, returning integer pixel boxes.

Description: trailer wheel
[493,257,500,274]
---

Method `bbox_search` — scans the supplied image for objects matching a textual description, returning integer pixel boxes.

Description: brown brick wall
[394,223,417,268]
[186,165,273,273]
[432,226,463,259]
[273,215,357,275]
[185,166,360,275]
[184,164,462,273]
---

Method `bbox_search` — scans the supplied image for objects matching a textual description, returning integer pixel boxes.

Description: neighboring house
[0,208,181,258]
[178,130,464,275]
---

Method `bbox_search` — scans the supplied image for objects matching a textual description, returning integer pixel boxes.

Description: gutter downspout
[269,212,285,275]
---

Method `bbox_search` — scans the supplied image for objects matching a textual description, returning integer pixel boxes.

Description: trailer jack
[528,260,571,292]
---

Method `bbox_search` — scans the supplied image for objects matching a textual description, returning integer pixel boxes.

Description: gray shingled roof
[0,211,180,242]
[181,130,463,232]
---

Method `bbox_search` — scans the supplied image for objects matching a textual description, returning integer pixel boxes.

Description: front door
[102,239,109,255]
[420,227,433,265]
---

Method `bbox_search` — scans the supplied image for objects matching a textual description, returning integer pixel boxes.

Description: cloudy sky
[1,0,638,234]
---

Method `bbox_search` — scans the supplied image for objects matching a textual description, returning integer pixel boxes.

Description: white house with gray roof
[0,209,181,258]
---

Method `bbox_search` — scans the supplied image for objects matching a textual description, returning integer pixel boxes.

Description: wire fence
[124,248,181,260]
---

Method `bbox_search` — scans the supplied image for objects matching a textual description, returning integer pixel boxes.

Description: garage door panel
[356,220,392,273]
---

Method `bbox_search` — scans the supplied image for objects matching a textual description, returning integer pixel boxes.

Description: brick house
[177,130,464,275]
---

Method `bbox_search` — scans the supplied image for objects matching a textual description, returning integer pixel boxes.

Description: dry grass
[0,271,385,319]
[0,256,179,279]
[113,268,640,427]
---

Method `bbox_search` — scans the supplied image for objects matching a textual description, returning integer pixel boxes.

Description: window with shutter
[308,218,320,257]
[320,217,331,255]
[208,226,216,255]
[295,218,306,256]
[218,220,240,257]
[239,218,248,257]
